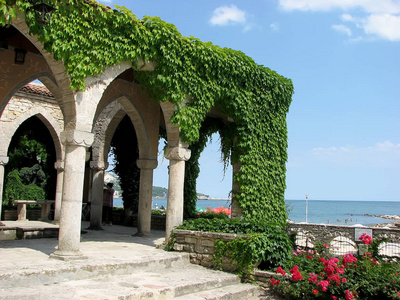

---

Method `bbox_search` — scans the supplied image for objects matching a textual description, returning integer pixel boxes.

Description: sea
[113,198,400,226]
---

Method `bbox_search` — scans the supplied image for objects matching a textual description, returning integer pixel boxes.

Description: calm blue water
[113,198,400,226]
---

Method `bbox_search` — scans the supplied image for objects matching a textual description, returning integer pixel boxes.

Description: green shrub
[4,169,45,206]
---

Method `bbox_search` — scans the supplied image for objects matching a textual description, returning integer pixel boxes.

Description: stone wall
[173,229,248,272]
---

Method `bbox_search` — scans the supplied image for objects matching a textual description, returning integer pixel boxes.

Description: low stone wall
[173,224,400,276]
[2,209,42,221]
[173,229,248,272]
[111,212,166,230]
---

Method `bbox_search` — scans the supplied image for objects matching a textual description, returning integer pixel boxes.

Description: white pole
[306,194,308,223]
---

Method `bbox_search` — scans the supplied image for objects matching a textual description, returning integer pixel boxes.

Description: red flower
[313,289,318,294]
[331,296,337,300]
[269,278,280,286]
[342,278,347,283]
[290,265,299,273]
[345,290,354,300]
[306,255,313,260]
[276,267,286,275]
[359,233,372,245]
[292,271,303,281]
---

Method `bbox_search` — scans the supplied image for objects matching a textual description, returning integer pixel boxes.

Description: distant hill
[105,172,210,198]
[153,186,168,197]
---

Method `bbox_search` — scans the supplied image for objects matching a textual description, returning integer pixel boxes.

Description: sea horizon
[113,198,399,227]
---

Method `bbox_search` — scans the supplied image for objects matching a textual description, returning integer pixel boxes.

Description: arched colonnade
[0,15,231,260]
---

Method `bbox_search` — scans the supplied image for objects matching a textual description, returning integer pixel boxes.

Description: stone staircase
[0,249,274,299]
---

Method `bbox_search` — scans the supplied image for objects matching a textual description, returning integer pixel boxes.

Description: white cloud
[279,0,400,14]
[279,0,400,41]
[311,141,400,167]
[270,23,279,31]
[332,24,352,36]
[210,5,247,26]
[363,14,400,41]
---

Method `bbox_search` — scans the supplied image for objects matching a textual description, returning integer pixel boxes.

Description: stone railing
[287,223,400,256]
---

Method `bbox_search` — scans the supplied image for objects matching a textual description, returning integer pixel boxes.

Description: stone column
[230,161,243,219]
[88,161,107,230]
[135,159,158,236]
[164,146,191,240]
[53,161,64,224]
[51,130,94,260]
[0,156,9,221]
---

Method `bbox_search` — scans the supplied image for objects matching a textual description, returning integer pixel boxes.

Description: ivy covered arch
[1,0,294,226]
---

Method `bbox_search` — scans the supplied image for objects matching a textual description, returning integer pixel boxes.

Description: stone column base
[50,250,88,261]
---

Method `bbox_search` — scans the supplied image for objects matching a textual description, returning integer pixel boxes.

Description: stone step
[0,253,190,289]
[0,264,263,300]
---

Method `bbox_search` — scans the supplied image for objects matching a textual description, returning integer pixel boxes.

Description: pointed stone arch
[0,104,63,161]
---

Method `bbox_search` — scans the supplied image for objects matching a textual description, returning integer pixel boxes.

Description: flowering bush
[269,235,400,299]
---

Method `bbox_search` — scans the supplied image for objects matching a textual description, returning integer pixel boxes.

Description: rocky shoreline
[366,214,400,228]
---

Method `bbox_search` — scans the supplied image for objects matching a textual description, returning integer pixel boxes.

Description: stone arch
[0,107,63,162]
[0,73,62,115]
[8,12,76,127]
[92,95,151,164]
[159,101,182,148]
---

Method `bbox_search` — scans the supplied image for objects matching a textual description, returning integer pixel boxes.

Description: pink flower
[276,267,286,276]
[342,278,347,283]
[329,274,340,283]
[323,243,329,248]
[343,253,357,266]
[308,274,318,284]
[331,296,337,300]
[317,280,330,292]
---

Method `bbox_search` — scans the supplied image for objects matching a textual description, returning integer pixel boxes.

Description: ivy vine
[1,0,294,226]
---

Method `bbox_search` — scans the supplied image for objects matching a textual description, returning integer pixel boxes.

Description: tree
[110,115,140,224]
[4,116,56,206]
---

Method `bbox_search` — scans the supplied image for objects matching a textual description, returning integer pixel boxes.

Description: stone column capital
[136,159,158,170]
[0,156,9,165]
[90,161,108,171]
[165,147,191,161]
[54,161,65,171]
[60,130,94,147]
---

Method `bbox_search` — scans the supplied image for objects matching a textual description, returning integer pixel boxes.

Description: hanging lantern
[28,1,56,25]
[14,48,26,64]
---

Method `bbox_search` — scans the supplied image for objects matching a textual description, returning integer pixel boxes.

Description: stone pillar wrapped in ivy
[165,146,191,240]
[53,160,64,224]
[51,130,93,260]
[136,159,158,236]
[88,160,108,230]
[0,156,9,221]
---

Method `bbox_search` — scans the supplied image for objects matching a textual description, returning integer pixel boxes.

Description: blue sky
[101,0,400,201]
